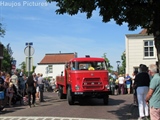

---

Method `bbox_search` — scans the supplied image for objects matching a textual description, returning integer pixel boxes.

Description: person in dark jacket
[134,64,150,120]
[26,73,36,108]
[0,72,5,111]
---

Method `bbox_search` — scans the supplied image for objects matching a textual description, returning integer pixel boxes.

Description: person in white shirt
[37,74,44,102]
[118,74,125,94]
[10,71,19,90]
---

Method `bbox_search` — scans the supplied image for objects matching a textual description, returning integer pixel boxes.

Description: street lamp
[116,61,121,74]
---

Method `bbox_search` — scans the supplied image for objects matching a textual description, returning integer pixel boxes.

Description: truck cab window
[71,62,75,70]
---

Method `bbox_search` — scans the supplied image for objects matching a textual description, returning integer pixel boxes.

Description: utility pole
[24,42,34,77]
[116,61,121,74]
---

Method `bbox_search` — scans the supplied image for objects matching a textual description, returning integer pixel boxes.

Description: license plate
[74,92,83,95]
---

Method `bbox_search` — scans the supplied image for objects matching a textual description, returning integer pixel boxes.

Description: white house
[34,52,77,79]
[125,29,158,76]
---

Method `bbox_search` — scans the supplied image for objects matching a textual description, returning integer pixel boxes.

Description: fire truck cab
[56,56,111,105]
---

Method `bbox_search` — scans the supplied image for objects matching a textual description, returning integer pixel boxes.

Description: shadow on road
[106,95,139,119]
[72,97,125,106]
[73,96,139,119]
[108,102,139,119]
[0,106,25,115]
[44,95,67,103]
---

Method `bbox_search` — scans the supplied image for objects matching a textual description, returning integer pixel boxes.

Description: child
[6,82,14,107]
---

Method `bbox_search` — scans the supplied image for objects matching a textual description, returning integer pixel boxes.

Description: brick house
[34,52,77,79]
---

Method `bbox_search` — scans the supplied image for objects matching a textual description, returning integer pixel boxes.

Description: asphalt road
[0,92,139,120]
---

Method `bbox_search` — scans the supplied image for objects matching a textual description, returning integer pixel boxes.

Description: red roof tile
[139,29,147,34]
[38,53,76,64]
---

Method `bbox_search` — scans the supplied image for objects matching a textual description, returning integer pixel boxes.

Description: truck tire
[67,87,74,105]
[58,86,66,99]
[103,94,109,105]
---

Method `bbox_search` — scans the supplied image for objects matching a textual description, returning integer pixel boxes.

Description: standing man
[10,71,19,90]
[19,69,24,77]
[1,71,5,80]
[146,64,160,120]
[26,73,36,108]
[0,71,5,111]
[35,73,40,100]
[37,74,44,102]
[125,74,131,94]
[19,69,25,94]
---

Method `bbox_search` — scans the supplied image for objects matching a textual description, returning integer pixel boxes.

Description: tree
[2,44,13,73]
[47,0,160,72]
[0,23,5,37]
[19,61,26,72]
[120,51,126,74]
[18,61,36,77]
[102,53,113,72]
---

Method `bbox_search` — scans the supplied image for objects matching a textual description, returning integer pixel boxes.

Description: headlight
[75,85,80,90]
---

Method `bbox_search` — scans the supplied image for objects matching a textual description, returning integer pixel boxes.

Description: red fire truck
[56,56,111,105]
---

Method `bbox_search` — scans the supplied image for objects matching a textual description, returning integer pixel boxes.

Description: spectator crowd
[109,63,160,120]
[1,63,160,120]
[0,70,56,111]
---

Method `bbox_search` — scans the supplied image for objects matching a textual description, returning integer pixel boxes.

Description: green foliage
[2,44,13,73]
[0,23,5,37]
[47,0,160,72]
[19,61,26,72]
[119,51,126,74]
[18,61,36,77]
[46,0,160,34]
[102,53,113,72]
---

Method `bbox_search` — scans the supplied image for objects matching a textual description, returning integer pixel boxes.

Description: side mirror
[61,71,63,76]
[107,63,110,68]
[65,64,68,68]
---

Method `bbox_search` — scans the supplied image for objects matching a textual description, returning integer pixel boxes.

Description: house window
[133,67,139,72]
[144,40,154,57]
[48,65,53,73]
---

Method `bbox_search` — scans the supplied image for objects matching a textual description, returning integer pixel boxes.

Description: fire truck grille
[82,78,103,90]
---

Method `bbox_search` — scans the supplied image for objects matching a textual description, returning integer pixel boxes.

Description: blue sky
[0,0,141,70]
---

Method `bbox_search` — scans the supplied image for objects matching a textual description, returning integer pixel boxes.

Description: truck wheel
[58,86,66,99]
[67,87,74,105]
[103,95,109,105]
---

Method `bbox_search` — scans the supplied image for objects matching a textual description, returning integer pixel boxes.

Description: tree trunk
[154,38,160,74]
[153,1,160,74]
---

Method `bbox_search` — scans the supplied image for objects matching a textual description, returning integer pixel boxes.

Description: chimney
[74,52,77,58]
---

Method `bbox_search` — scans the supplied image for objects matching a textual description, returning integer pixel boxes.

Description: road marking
[0,116,109,120]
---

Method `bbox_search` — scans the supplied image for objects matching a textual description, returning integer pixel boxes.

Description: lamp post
[116,61,121,74]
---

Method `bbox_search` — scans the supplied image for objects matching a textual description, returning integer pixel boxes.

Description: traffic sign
[26,57,33,72]
[24,46,35,56]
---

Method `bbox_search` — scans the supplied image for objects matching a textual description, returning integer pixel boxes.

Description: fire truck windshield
[71,61,107,70]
